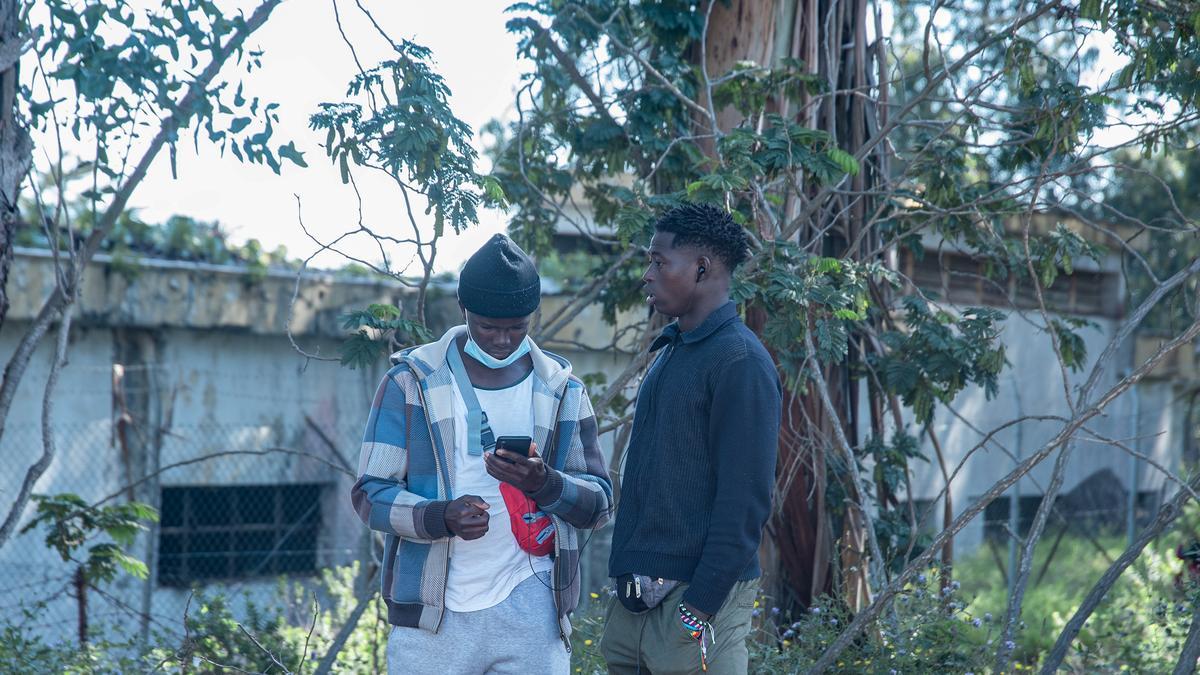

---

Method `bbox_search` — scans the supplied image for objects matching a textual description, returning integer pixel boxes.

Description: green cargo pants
[599,578,758,675]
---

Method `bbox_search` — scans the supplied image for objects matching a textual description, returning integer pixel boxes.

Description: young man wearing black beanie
[601,203,782,675]
[351,234,613,674]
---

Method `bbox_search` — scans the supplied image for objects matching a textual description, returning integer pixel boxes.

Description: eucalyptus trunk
[0,0,31,330]
[699,0,893,611]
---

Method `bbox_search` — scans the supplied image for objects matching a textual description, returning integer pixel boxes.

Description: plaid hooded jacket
[351,326,612,644]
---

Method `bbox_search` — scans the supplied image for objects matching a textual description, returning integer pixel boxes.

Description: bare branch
[803,324,886,593]
[91,448,354,511]
[238,622,291,673]
[0,0,285,552]
[535,247,640,342]
[0,304,72,551]
[1174,603,1200,675]
[810,315,1200,672]
[1000,253,1200,667]
[313,565,380,675]
[1040,473,1200,673]
[296,597,320,675]
[304,414,356,473]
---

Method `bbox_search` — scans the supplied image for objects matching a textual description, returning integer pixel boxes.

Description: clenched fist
[444,495,490,540]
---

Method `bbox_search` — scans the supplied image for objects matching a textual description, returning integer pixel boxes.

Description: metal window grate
[157,483,324,586]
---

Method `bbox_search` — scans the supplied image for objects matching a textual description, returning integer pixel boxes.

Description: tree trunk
[702,0,882,611]
[0,0,32,331]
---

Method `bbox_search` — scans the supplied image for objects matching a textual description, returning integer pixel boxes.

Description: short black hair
[654,202,750,270]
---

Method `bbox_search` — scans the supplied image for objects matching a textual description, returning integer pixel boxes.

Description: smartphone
[494,435,533,461]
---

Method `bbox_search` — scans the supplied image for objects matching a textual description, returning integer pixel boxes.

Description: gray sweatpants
[386,571,570,675]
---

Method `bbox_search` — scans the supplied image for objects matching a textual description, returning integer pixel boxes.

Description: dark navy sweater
[609,302,782,615]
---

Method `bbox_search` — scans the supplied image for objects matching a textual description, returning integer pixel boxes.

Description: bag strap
[447,342,486,457]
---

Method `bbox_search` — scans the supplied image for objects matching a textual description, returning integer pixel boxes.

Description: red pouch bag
[500,482,556,556]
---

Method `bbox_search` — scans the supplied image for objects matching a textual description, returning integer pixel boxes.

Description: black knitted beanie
[457,234,541,318]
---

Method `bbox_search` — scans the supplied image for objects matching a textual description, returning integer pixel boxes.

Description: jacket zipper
[411,368,453,633]
[549,390,573,652]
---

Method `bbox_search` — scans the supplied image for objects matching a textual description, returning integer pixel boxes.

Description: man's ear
[696,255,712,282]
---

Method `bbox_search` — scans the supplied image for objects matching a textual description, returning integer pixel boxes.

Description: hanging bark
[701,0,885,610]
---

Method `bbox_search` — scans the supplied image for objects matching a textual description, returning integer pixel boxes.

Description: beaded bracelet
[678,602,716,671]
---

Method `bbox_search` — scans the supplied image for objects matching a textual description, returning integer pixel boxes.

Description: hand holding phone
[484,436,547,492]
[494,435,533,461]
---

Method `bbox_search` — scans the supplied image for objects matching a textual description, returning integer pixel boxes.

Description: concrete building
[897,216,1194,554]
[0,247,633,643]
[2,211,1191,644]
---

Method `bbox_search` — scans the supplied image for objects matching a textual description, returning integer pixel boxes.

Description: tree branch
[569,7,713,121]
[1173,602,1200,675]
[533,24,623,133]
[313,565,380,675]
[809,315,1200,672]
[0,34,29,74]
[1039,473,1200,673]
[535,247,640,343]
[0,304,72,551]
[0,0,284,552]
[803,324,886,594]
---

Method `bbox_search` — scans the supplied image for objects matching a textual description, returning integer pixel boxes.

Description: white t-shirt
[445,370,554,612]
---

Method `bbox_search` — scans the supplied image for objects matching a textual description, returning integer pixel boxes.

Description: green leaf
[339,331,385,369]
[278,141,308,168]
[368,303,401,320]
[827,148,860,177]
[814,257,842,274]
[482,175,508,206]
[114,552,150,580]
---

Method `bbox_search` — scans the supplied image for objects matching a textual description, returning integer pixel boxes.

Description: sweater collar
[651,301,738,352]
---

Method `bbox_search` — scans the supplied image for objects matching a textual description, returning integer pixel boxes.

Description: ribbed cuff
[526,467,564,505]
[421,500,452,539]
[681,582,730,618]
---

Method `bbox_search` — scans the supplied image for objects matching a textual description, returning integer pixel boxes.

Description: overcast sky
[31,0,524,275]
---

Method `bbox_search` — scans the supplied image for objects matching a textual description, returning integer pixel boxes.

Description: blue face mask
[464,325,532,369]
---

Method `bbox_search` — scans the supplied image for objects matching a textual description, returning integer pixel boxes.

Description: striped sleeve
[350,367,451,541]
[527,380,613,529]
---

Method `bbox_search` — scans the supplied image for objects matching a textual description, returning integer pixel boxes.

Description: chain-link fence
[0,415,614,663]
[0,416,368,649]
[0,379,1178,664]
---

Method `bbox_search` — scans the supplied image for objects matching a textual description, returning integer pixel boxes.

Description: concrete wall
[0,250,402,641]
[900,311,1183,552]
[0,250,641,643]
[6,241,1187,640]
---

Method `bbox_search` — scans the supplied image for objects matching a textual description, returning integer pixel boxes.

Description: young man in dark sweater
[602,204,782,674]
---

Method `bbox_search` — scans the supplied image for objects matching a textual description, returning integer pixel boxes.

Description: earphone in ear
[695,265,706,282]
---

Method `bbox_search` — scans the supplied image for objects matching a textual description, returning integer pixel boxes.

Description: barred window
[982,495,1048,542]
[981,491,1157,543]
[158,483,324,586]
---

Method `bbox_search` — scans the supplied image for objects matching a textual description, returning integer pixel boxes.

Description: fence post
[1127,381,1140,548]
[1007,378,1024,600]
